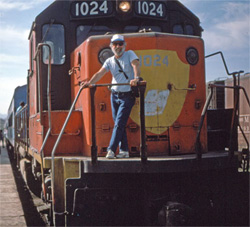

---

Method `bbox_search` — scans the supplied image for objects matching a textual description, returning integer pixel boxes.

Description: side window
[42,24,65,65]
[185,25,194,35]
[8,114,13,127]
[173,25,183,34]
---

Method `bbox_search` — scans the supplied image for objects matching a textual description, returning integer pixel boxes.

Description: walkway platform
[0,146,27,226]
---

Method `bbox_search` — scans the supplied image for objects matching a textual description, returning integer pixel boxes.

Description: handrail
[168,83,196,91]
[34,45,42,123]
[88,81,147,164]
[138,82,147,164]
[195,83,250,169]
[51,81,147,223]
[34,43,52,129]
[34,43,52,202]
[90,86,97,164]
[205,51,244,76]
[51,82,86,224]
[195,84,214,160]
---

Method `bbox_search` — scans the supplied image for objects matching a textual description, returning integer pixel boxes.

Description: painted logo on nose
[130,49,189,134]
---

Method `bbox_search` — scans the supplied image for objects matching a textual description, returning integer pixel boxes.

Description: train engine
[10,0,247,226]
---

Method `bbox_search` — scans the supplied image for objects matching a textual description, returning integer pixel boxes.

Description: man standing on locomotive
[83,34,141,159]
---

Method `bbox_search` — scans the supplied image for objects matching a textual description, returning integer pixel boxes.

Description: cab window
[77,25,115,46]
[42,24,65,65]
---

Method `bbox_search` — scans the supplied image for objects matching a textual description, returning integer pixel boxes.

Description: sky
[0,0,249,117]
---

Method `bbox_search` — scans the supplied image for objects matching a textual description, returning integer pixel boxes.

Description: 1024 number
[74,1,109,16]
[139,55,169,67]
[136,1,166,18]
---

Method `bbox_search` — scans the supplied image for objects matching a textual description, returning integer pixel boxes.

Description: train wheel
[20,159,42,197]
[158,202,194,226]
[14,144,20,168]
[6,141,14,157]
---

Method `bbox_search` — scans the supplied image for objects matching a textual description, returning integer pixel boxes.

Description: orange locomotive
[71,33,206,157]
[10,0,248,226]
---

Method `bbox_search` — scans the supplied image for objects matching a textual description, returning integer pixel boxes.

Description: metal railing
[51,81,147,223]
[34,43,52,202]
[196,51,249,172]
[205,51,244,76]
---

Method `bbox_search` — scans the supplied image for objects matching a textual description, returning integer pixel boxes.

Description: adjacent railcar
[225,73,250,152]
[5,84,27,152]
[11,0,248,226]
[206,73,250,160]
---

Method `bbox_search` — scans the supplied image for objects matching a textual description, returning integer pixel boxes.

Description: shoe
[106,150,115,159]
[116,151,129,158]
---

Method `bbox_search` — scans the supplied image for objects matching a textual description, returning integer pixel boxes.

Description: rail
[204,51,249,171]
[86,82,147,164]
[195,83,250,171]
[195,84,214,160]
[205,51,244,76]
[34,43,52,202]
[51,81,147,222]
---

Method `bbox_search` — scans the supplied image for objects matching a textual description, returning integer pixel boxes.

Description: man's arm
[83,67,107,87]
[131,59,141,78]
[130,59,141,86]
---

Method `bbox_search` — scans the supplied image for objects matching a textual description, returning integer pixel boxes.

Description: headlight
[186,47,199,65]
[119,1,131,12]
[99,48,113,64]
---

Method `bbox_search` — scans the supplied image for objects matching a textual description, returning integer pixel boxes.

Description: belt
[111,90,133,98]
[111,90,132,95]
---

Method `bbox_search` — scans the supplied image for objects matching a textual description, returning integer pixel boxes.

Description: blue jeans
[108,92,135,153]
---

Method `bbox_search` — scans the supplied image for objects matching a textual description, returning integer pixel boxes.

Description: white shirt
[103,50,138,92]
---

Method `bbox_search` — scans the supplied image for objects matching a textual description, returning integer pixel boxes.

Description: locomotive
[5,0,249,226]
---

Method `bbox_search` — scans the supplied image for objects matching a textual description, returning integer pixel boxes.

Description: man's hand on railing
[80,80,146,88]
[130,78,140,87]
[80,80,91,88]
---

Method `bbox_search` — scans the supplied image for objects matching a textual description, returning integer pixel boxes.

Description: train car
[206,73,250,163]
[5,84,27,152]
[225,73,250,152]
[12,0,248,226]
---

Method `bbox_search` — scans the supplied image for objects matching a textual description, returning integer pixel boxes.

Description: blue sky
[0,0,249,116]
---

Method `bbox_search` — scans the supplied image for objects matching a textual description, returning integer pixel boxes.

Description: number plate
[135,1,166,18]
[71,1,113,18]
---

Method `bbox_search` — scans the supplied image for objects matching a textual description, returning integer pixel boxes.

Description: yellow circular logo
[131,49,189,134]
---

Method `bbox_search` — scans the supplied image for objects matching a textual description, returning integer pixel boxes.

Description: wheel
[158,202,194,226]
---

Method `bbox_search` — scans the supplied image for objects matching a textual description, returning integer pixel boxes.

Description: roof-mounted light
[119,1,131,13]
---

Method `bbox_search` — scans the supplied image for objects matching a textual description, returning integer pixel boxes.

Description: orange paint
[70,33,207,156]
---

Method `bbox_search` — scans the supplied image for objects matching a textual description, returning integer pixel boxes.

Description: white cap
[111,34,124,43]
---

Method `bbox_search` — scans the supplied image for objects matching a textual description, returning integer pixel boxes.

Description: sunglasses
[112,42,124,46]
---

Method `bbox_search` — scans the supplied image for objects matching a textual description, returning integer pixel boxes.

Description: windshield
[76,25,162,46]
[42,24,65,65]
